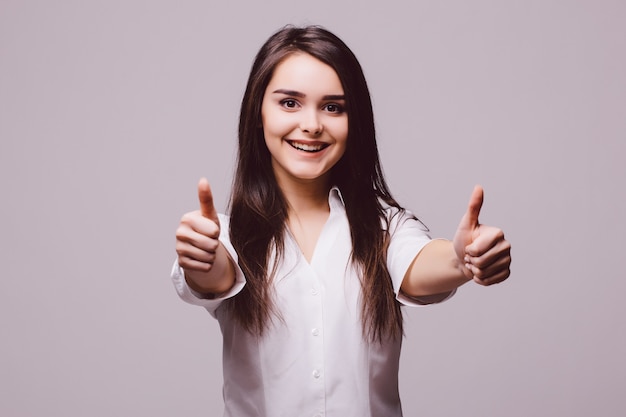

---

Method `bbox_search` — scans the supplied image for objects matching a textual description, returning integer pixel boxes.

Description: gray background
[1,0,624,416]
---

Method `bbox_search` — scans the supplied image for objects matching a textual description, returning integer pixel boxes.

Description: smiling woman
[261,53,348,187]
[172,25,511,417]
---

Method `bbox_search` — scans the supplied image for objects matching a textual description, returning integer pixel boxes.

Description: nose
[300,109,323,136]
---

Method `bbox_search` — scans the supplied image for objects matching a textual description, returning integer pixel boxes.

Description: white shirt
[172,188,453,417]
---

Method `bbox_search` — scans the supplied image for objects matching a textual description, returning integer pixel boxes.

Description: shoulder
[379,199,429,235]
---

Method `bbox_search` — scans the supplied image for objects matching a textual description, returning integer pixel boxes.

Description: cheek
[262,109,292,137]
[328,117,349,142]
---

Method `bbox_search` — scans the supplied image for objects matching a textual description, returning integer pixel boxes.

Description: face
[261,53,348,189]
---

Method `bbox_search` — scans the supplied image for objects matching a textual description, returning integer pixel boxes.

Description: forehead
[266,53,344,94]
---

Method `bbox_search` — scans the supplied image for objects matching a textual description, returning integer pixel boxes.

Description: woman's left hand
[452,185,512,286]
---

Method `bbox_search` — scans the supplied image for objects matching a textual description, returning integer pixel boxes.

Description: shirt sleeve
[385,208,455,307]
[171,213,246,316]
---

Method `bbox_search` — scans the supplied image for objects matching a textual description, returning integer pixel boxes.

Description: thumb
[197,178,220,226]
[461,185,484,230]
[453,185,484,262]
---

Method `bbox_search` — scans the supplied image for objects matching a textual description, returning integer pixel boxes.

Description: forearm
[184,242,236,295]
[400,239,471,298]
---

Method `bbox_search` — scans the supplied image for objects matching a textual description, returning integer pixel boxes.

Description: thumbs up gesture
[198,177,221,227]
[175,178,223,281]
[452,186,511,286]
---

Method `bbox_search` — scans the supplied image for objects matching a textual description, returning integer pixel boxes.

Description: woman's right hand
[175,178,234,293]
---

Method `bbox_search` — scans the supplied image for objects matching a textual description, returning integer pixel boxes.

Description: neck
[276,175,332,216]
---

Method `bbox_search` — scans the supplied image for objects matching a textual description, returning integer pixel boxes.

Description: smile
[287,140,329,153]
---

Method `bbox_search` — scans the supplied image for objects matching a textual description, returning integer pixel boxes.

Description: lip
[285,139,330,153]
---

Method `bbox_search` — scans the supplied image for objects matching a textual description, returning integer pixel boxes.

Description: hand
[452,185,511,286]
[175,178,222,277]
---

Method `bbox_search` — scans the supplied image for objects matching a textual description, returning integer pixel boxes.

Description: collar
[329,186,346,209]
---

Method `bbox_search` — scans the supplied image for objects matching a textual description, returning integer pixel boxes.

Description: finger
[473,267,511,286]
[176,223,220,251]
[466,253,511,281]
[176,243,218,265]
[463,184,484,229]
[465,236,511,285]
[198,178,220,225]
[466,235,511,268]
[177,256,216,273]
[179,211,220,239]
[465,225,506,257]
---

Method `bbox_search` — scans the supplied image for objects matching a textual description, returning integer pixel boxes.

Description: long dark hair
[228,25,404,343]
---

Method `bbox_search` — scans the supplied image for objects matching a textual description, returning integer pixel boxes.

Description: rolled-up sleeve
[385,208,455,307]
[171,213,246,316]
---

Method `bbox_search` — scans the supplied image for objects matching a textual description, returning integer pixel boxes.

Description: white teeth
[289,141,326,152]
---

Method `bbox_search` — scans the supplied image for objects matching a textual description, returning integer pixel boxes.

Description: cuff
[171,259,246,315]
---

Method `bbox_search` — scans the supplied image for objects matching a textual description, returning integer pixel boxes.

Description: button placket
[310,294,323,382]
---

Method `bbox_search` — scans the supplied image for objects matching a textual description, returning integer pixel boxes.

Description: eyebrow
[272,89,345,101]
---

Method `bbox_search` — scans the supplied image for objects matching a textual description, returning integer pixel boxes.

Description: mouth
[286,140,330,153]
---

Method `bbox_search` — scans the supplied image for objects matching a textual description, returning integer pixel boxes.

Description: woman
[173,25,511,417]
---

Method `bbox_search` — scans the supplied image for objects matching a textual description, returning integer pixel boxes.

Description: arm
[175,178,236,295]
[401,239,468,298]
[401,186,511,298]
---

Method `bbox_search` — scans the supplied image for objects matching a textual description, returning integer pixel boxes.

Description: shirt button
[311,288,318,295]
[312,369,321,379]
[311,328,319,336]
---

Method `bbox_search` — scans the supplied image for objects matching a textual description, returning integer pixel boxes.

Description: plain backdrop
[1,0,625,416]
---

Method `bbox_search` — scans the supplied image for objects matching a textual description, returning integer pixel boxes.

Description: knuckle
[474,277,488,286]
[207,222,220,237]
[207,239,219,251]
[175,225,188,240]
[180,212,194,224]
[185,260,211,273]
[177,256,191,268]
[471,257,485,269]
[197,262,211,273]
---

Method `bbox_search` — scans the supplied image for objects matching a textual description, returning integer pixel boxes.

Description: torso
[287,209,330,263]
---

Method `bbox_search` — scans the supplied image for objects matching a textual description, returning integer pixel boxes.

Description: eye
[280,99,300,109]
[323,103,345,114]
